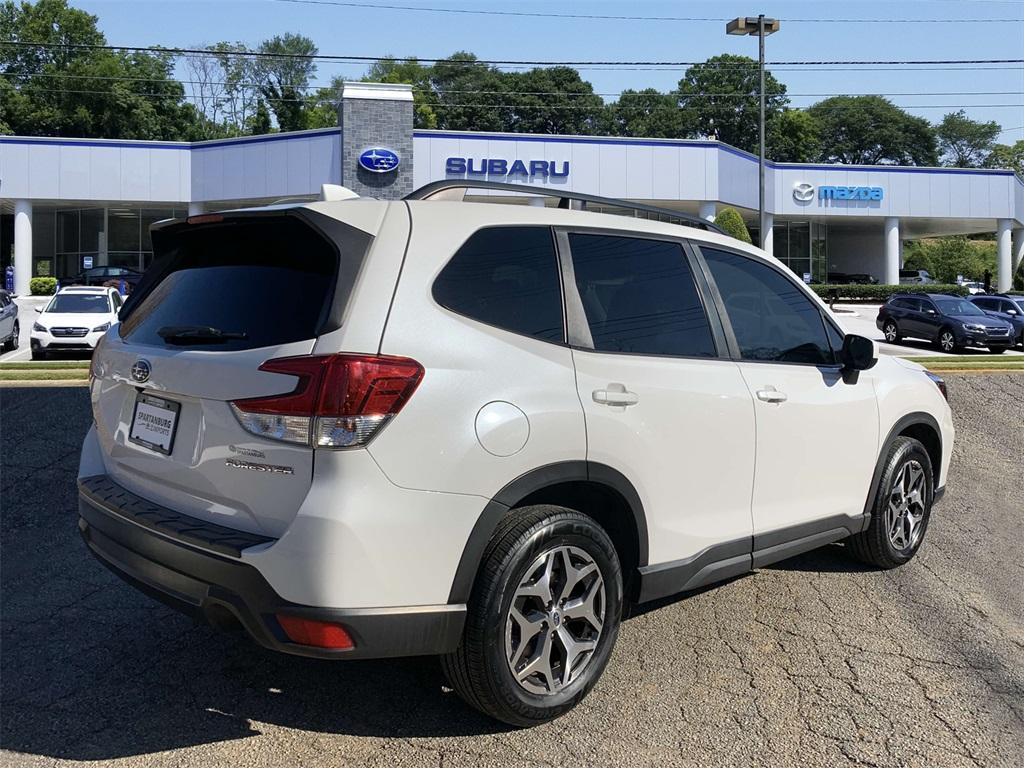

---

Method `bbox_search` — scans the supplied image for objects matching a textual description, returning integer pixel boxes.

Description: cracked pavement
[1,376,1022,767]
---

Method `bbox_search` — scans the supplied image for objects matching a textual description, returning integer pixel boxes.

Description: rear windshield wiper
[157,325,248,344]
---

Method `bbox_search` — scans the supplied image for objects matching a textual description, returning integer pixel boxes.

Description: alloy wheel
[11,323,18,350]
[505,545,605,695]
[883,322,898,343]
[886,459,927,552]
[940,331,955,352]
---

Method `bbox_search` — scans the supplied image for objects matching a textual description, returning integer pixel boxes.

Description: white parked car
[960,281,987,295]
[31,285,122,359]
[78,182,954,726]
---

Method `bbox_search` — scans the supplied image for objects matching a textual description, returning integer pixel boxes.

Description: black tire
[988,346,1006,354]
[935,327,960,354]
[30,347,46,361]
[7,322,19,351]
[882,320,901,344]
[441,505,623,727]
[848,436,934,569]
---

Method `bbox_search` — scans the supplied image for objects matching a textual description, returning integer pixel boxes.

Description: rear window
[120,216,340,351]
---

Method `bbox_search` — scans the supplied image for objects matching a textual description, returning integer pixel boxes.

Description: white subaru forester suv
[79,181,954,726]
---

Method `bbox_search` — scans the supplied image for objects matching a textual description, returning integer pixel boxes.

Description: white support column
[187,202,205,217]
[996,218,1012,292]
[13,200,32,297]
[1011,228,1023,283]
[884,217,900,285]
[698,201,716,222]
[761,212,774,255]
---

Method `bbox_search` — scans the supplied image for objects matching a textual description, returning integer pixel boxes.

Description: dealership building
[2,81,1023,296]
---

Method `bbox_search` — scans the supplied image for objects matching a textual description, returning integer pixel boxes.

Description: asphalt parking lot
[2,378,1022,767]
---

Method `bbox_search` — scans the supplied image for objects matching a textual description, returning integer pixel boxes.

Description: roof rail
[404,180,728,237]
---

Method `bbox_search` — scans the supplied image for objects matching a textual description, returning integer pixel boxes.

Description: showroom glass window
[702,247,835,365]
[432,226,564,342]
[568,233,717,357]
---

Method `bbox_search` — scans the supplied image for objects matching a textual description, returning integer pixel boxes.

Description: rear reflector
[230,353,424,448]
[275,614,354,650]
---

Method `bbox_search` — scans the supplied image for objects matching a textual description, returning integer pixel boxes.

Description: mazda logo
[793,182,815,202]
[130,359,151,383]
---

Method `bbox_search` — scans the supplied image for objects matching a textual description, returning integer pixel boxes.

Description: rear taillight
[925,371,948,401]
[230,354,424,448]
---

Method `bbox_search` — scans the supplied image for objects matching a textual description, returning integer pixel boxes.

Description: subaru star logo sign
[793,182,815,202]
[130,359,151,383]
[358,147,400,173]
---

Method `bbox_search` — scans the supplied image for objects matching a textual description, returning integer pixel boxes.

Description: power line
[4,71,1020,99]
[3,40,1022,68]
[269,0,1024,24]
[13,85,1023,111]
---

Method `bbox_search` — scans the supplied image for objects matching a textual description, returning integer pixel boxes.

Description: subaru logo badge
[130,359,151,383]
[793,182,814,202]
[358,147,400,174]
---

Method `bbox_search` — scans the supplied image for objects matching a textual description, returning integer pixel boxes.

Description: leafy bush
[714,207,752,245]
[810,283,968,302]
[902,237,996,283]
[29,277,58,295]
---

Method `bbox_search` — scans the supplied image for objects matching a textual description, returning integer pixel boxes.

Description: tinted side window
[702,248,834,365]
[568,234,716,357]
[920,299,937,314]
[432,227,563,342]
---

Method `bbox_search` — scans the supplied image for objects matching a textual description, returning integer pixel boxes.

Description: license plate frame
[128,392,181,456]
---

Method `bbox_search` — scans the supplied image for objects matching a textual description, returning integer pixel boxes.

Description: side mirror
[926,309,937,315]
[35,307,43,313]
[1008,309,1019,316]
[841,334,877,372]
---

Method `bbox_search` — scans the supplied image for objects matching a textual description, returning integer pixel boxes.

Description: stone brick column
[339,82,414,199]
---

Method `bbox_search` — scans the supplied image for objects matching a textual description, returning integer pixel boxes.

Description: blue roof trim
[0,136,189,151]
[0,128,340,152]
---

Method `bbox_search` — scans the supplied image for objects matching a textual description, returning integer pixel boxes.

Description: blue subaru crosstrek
[876,293,1015,353]
[968,294,1024,348]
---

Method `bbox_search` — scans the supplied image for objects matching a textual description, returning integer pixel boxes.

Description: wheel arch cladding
[863,412,943,519]
[446,461,648,604]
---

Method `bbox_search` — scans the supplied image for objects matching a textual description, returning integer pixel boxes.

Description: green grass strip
[0,370,90,381]
[907,355,1024,364]
[0,361,90,370]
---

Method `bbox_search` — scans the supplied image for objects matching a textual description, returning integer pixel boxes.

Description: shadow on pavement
[0,388,509,761]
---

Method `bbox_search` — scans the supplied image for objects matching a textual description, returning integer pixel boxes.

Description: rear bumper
[78,475,465,660]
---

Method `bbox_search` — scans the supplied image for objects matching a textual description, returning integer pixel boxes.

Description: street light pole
[727,15,780,252]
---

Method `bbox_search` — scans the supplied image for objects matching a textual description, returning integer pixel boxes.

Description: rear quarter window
[432,226,564,342]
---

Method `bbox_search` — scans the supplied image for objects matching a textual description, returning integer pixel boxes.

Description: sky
[73,0,1024,142]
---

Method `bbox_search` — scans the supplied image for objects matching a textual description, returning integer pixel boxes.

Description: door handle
[756,388,788,404]
[593,384,639,407]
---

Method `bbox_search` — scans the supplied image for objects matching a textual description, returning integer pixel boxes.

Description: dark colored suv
[877,293,1015,353]
[968,294,1024,348]
[72,266,143,290]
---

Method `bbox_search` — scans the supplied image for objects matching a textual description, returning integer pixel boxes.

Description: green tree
[0,0,203,140]
[808,96,938,166]
[364,57,438,128]
[676,54,788,153]
[715,207,752,244]
[935,110,1000,168]
[768,109,821,163]
[247,99,272,135]
[903,237,996,283]
[610,88,682,138]
[255,33,317,132]
[984,140,1024,176]
[430,52,511,132]
[503,67,607,135]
